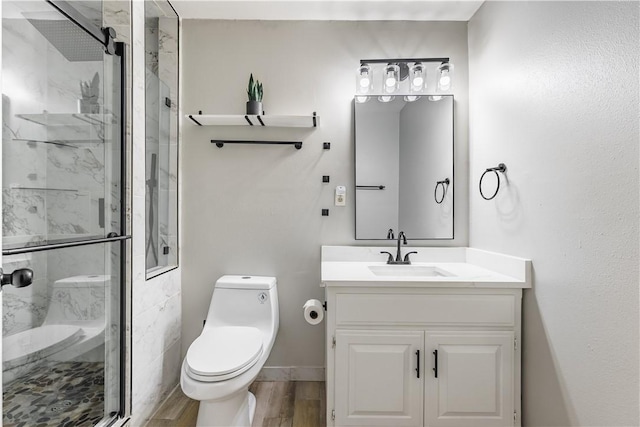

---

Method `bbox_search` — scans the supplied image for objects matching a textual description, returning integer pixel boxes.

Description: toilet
[3,275,109,373]
[181,275,279,427]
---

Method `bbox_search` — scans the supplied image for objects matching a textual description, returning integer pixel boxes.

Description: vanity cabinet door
[335,330,424,426]
[424,332,515,427]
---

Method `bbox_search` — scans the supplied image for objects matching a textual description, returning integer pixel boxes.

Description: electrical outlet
[335,186,346,206]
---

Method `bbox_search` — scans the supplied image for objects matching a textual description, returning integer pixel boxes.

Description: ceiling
[170,0,484,21]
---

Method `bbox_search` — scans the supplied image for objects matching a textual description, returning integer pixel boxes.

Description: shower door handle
[0,268,33,289]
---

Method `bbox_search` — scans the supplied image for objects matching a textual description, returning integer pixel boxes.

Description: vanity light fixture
[357,58,454,95]
[437,62,454,92]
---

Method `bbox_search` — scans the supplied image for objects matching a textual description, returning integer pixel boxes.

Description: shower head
[27,18,103,62]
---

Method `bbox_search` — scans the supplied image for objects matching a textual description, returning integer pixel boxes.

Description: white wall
[181,20,469,369]
[130,2,182,425]
[468,2,639,426]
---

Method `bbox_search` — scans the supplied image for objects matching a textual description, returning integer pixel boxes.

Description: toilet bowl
[3,275,108,371]
[181,275,279,427]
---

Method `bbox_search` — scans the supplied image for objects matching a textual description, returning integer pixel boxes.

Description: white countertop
[321,246,531,289]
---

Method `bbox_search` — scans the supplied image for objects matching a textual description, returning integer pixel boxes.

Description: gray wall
[181,20,469,367]
[468,2,639,426]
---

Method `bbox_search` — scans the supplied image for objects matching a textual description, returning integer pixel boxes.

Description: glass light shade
[355,96,369,103]
[409,62,426,92]
[356,64,373,94]
[378,95,395,103]
[428,95,443,102]
[383,64,400,94]
[404,95,419,102]
[437,62,454,92]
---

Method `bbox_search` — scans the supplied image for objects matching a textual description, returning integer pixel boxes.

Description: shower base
[3,361,105,427]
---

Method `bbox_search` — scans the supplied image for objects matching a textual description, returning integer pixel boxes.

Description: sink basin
[368,265,455,277]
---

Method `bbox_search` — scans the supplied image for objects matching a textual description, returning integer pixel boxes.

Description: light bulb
[437,62,454,92]
[385,76,396,87]
[382,64,400,94]
[356,64,372,94]
[409,62,426,93]
[439,73,450,87]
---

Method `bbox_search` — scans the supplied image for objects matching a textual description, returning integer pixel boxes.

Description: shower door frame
[0,0,131,425]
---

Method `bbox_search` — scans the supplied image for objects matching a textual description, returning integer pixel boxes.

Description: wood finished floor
[145,381,326,427]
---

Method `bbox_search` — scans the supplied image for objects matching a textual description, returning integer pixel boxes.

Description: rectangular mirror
[355,95,453,240]
[145,0,178,277]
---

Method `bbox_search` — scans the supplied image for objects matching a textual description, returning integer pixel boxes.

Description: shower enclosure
[1,0,128,425]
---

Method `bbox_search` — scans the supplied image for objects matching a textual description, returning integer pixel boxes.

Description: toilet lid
[186,326,263,378]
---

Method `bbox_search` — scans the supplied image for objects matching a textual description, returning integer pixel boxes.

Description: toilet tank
[205,275,279,332]
[43,275,110,325]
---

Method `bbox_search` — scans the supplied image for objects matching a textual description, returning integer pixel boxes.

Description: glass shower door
[1,0,127,425]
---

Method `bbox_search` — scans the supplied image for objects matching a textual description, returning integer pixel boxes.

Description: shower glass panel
[2,0,126,425]
[145,0,178,277]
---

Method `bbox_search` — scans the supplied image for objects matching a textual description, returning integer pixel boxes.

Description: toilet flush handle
[0,268,33,289]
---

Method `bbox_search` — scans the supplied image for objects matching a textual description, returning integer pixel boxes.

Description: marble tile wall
[130,1,182,425]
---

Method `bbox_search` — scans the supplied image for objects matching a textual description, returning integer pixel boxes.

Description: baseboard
[256,366,325,382]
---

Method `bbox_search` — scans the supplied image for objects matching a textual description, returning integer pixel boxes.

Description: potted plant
[79,72,100,114]
[246,73,263,115]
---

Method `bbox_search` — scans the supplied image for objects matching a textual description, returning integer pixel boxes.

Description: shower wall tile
[131,288,181,425]
[133,256,179,316]
[2,189,46,241]
[2,253,48,336]
[130,0,182,425]
[131,338,182,424]
[133,291,180,370]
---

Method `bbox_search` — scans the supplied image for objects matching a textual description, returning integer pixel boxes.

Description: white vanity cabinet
[325,288,522,427]
[424,331,516,427]
[321,246,531,427]
[334,329,424,426]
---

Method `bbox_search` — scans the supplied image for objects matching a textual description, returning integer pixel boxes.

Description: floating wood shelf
[186,112,318,128]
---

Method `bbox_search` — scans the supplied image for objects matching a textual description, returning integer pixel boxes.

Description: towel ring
[479,163,507,201]
[434,178,450,204]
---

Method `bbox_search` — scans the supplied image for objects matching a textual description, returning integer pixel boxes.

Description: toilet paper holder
[305,301,327,317]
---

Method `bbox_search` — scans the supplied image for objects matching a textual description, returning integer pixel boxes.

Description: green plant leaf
[247,74,255,100]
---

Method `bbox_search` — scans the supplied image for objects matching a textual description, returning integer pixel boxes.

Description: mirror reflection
[355,95,454,239]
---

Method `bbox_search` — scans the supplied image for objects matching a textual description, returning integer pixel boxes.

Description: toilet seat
[186,326,263,383]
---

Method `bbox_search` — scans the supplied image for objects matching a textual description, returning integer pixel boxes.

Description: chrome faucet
[380,231,417,265]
